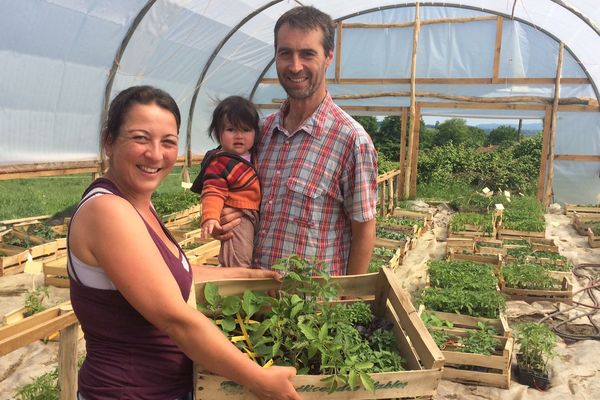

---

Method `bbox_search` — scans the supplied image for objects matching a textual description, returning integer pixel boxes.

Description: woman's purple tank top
[68,178,193,399]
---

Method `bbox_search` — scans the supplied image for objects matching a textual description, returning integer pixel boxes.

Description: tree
[433,118,485,148]
[487,125,518,145]
[353,116,379,137]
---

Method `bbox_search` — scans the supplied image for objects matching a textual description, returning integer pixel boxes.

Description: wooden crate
[420,309,513,389]
[497,228,545,240]
[446,237,475,255]
[474,238,506,257]
[570,213,600,236]
[163,204,201,228]
[500,271,573,304]
[185,240,220,265]
[44,256,69,288]
[194,269,445,399]
[446,251,503,275]
[588,228,600,248]
[565,204,600,216]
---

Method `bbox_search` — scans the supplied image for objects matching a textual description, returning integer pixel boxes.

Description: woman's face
[105,103,179,197]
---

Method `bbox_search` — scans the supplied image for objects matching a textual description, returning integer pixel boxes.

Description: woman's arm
[71,196,299,400]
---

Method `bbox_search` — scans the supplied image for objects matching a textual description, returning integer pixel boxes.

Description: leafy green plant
[420,287,505,319]
[200,256,405,394]
[24,287,49,317]
[428,260,496,291]
[588,221,600,236]
[515,323,557,372]
[458,322,501,356]
[500,196,545,232]
[502,263,558,290]
[29,224,58,240]
[420,311,454,349]
[152,190,198,217]
[376,214,424,229]
[375,226,408,241]
[16,369,59,400]
[449,212,494,235]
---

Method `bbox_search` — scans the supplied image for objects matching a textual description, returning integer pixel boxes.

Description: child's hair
[209,96,260,146]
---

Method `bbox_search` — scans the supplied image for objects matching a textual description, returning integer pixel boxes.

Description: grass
[0,166,200,221]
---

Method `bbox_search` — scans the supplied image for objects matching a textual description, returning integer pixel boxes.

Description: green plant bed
[427,260,497,291]
[500,196,545,232]
[449,212,494,236]
[199,257,405,393]
[375,226,409,241]
[376,214,424,229]
[420,287,506,319]
[501,263,561,290]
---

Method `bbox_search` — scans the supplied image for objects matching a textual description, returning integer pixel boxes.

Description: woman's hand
[249,366,301,400]
[211,207,243,241]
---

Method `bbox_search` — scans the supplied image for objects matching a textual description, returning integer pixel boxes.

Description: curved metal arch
[249,2,600,104]
[549,0,600,37]
[100,0,157,150]
[184,0,284,164]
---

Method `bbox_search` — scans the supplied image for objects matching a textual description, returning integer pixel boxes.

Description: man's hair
[274,6,336,55]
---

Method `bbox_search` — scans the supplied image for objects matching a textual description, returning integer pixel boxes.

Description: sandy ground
[1,204,600,399]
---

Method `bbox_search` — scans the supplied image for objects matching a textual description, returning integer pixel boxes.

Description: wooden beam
[554,154,600,161]
[342,15,497,29]
[331,91,595,106]
[537,107,552,202]
[418,101,599,112]
[545,42,564,205]
[397,108,408,200]
[335,23,342,83]
[260,77,590,85]
[404,2,420,199]
[492,17,503,84]
[410,106,422,198]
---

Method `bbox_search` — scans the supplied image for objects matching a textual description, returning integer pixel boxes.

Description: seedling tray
[420,308,513,389]
[500,271,573,304]
[194,269,444,399]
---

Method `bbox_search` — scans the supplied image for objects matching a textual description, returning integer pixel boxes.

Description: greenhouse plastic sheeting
[1,0,599,203]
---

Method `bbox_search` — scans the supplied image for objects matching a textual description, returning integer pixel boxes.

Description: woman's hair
[101,85,181,147]
[209,96,259,146]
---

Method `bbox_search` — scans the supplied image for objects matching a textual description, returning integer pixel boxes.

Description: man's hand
[211,207,243,241]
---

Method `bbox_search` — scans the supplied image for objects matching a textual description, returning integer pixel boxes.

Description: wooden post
[397,108,408,199]
[388,177,395,214]
[537,107,552,202]
[492,16,503,84]
[58,305,78,400]
[403,2,420,199]
[335,23,342,83]
[544,42,564,205]
[410,106,422,198]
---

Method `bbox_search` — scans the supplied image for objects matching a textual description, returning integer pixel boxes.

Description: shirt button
[276,170,281,175]
[268,200,273,205]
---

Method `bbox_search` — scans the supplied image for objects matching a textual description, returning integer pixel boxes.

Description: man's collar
[275,92,332,140]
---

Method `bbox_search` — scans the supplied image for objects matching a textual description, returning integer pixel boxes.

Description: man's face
[275,24,333,100]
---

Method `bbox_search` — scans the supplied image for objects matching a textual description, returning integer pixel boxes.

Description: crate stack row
[567,204,600,248]
[419,258,513,389]
[0,216,68,278]
[370,208,433,272]
[447,197,574,305]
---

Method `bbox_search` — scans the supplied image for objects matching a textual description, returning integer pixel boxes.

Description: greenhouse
[1,0,599,203]
[1,1,600,400]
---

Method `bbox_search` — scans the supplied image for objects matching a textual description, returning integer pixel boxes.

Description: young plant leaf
[204,282,220,307]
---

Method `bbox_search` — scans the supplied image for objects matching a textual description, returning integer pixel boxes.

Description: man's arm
[346,219,376,275]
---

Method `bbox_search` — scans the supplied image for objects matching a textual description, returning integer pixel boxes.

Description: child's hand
[201,219,222,239]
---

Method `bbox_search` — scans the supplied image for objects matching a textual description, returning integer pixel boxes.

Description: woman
[67,85,299,400]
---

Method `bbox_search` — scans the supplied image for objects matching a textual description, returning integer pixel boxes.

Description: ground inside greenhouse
[1,203,600,399]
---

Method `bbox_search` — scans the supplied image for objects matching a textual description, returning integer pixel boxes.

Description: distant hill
[475,122,543,136]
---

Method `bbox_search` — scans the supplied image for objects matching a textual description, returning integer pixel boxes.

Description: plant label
[24,253,43,275]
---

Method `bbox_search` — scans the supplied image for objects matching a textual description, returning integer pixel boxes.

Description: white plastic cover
[0,0,599,202]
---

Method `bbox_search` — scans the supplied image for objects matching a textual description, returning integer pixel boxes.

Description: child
[190,96,260,267]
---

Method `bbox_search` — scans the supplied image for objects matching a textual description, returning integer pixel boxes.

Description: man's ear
[325,50,334,67]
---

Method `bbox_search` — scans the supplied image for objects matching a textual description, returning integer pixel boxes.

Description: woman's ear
[104,136,114,158]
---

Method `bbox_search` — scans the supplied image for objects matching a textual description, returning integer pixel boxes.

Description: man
[219,6,378,276]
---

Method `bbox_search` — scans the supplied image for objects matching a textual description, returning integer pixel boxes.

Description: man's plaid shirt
[253,93,378,275]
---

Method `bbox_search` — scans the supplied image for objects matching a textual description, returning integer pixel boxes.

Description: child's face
[219,118,255,156]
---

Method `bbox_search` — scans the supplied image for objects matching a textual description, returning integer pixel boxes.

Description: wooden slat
[0,303,77,356]
[384,303,421,371]
[545,42,564,205]
[334,23,342,83]
[259,77,590,85]
[382,268,444,370]
[537,106,553,201]
[398,107,408,199]
[554,154,600,161]
[404,4,420,199]
[492,16,503,83]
